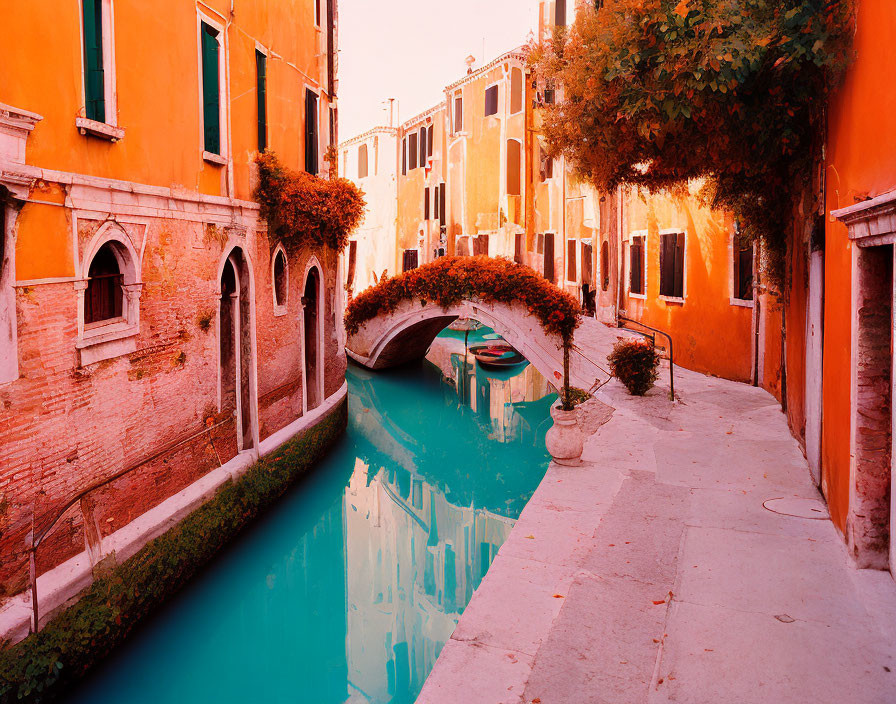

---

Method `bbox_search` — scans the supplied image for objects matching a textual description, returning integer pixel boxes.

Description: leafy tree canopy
[531,0,854,281]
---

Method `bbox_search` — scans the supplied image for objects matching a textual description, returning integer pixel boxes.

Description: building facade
[0,0,345,595]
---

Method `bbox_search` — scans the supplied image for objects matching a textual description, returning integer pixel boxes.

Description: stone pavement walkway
[419,318,896,704]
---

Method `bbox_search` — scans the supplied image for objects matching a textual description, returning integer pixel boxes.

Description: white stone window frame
[729,227,755,308]
[75,220,144,366]
[197,10,230,165]
[658,228,686,305]
[626,229,648,300]
[271,243,288,316]
[76,0,123,141]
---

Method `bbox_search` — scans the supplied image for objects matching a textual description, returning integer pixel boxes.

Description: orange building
[0,0,345,599]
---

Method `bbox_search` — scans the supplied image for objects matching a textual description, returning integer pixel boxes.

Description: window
[566,239,577,282]
[273,249,287,310]
[424,187,431,220]
[305,89,319,174]
[473,235,490,256]
[419,127,427,166]
[347,240,358,290]
[601,240,610,291]
[734,241,754,301]
[201,22,221,154]
[255,50,267,152]
[433,187,439,223]
[439,183,446,225]
[555,0,567,27]
[454,94,463,132]
[659,232,685,299]
[536,233,544,254]
[358,143,368,178]
[402,249,419,272]
[485,85,499,116]
[85,243,124,325]
[374,136,379,175]
[343,150,348,177]
[544,81,556,105]
[629,236,645,295]
[402,138,407,175]
[506,140,521,196]
[315,0,321,26]
[427,125,434,162]
[510,68,523,114]
[82,0,106,122]
[409,133,418,170]
[540,146,553,181]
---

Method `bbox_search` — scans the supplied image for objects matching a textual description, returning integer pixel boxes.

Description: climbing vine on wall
[530,0,854,284]
[254,152,365,251]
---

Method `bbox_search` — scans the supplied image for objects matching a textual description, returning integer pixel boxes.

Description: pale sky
[338,0,542,140]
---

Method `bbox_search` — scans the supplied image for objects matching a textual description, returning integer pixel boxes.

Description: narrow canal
[69,326,556,704]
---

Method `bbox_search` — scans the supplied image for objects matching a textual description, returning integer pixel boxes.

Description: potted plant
[545,340,586,465]
[607,338,660,396]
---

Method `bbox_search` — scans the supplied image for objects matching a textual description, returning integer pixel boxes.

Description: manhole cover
[762,497,829,520]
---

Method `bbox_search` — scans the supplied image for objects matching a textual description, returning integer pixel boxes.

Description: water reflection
[68,325,556,704]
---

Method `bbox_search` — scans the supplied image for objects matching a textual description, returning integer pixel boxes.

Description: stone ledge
[75,117,125,142]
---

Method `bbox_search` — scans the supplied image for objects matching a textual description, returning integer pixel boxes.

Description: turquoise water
[69,331,556,704]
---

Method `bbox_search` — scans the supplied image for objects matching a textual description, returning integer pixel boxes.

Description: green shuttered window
[82,0,105,122]
[256,50,267,152]
[201,23,221,154]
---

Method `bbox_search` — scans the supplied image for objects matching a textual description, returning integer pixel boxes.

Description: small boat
[468,342,526,369]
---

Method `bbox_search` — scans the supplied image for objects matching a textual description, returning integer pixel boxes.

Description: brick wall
[0,205,345,594]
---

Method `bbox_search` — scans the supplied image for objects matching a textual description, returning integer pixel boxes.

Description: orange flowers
[345,256,581,343]
[253,152,365,252]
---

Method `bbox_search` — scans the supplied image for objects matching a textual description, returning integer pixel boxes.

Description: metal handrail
[27,417,230,633]
[617,315,675,401]
[568,343,613,394]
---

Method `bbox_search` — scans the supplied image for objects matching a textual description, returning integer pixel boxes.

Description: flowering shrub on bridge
[344,256,582,343]
[254,152,365,251]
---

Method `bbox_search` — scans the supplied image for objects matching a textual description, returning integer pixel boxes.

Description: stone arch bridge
[345,298,608,391]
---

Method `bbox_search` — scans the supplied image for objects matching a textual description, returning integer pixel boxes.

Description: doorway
[303,265,324,412]
[219,248,256,452]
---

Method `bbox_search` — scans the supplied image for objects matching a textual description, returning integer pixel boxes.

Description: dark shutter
[601,241,610,291]
[567,239,577,281]
[255,50,267,151]
[424,187,430,220]
[305,90,319,174]
[544,233,555,283]
[358,144,368,178]
[428,126,434,161]
[402,138,407,175]
[485,85,498,116]
[439,183,446,225]
[507,140,521,196]
[510,68,523,114]
[433,186,439,223]
[555,0,567,27]
[454,96,463,132]
[402,249,419,272]
[736,245,753,300]
[419,127,427,165]
[201,24,220,154]
[347,241,357,288]
[630,237,643,294]
[82,0,105,122]
[582,243,594,285]
[659,234,674,296]
[409,133,418,170]
[673,232,685,298]
[85,244,123,324]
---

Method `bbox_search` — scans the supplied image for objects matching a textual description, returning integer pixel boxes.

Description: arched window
[273,249,288,308]
[358,143,369,179]
[85,242,124,324]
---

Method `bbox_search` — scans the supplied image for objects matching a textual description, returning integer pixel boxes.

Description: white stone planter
[545,402,584,465]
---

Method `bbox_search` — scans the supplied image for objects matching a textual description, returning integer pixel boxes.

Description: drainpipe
[615,185,625,323]
[524,68,535,256]
[752,245,761,387]
[225,2,235,200]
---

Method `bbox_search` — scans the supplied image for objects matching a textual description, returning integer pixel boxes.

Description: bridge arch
[346,298,596,390]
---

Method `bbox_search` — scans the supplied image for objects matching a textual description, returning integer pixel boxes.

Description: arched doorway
[219,248,256,452]
[302,264,324,412]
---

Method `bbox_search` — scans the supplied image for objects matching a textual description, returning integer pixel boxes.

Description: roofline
[338,125,398,148]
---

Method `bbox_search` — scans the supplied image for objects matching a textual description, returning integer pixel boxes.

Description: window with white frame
[78,0,122,139]
[485,85,499,117]
[659,231,685,300]
[629,235,645,296]
[199,14,227,160]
